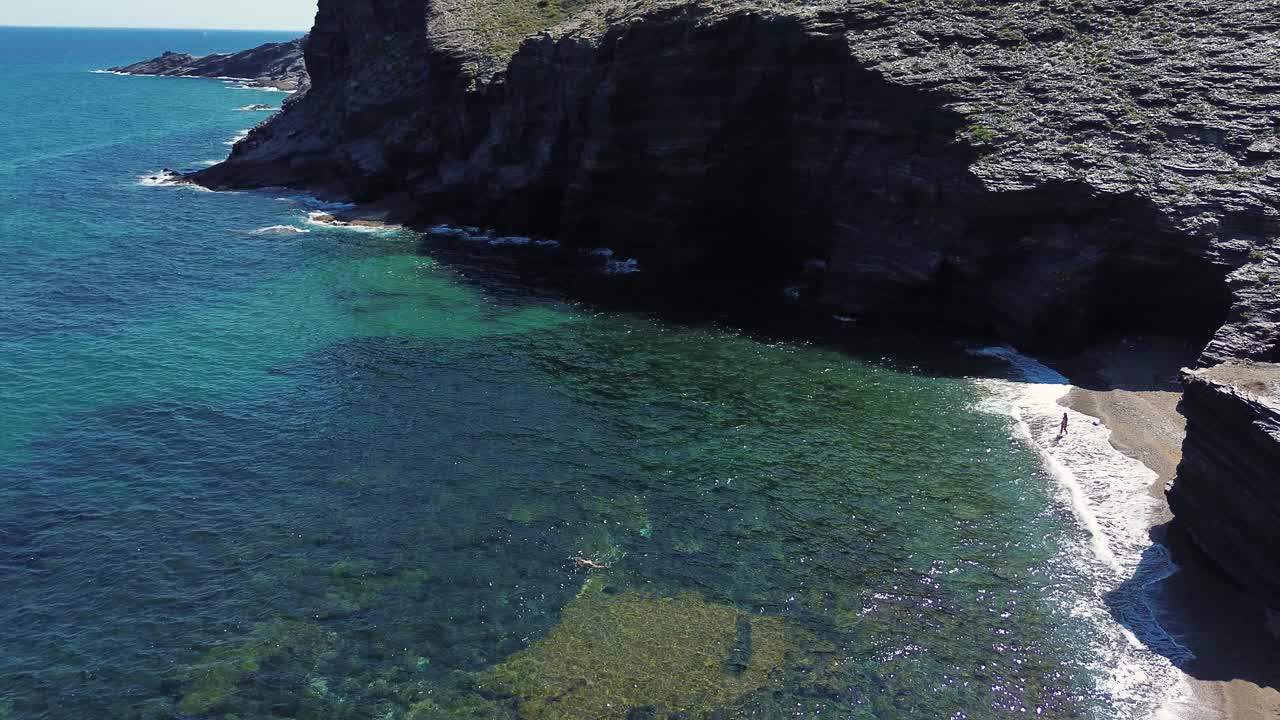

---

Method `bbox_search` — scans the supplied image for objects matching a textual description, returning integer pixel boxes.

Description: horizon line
[0,23,309,33]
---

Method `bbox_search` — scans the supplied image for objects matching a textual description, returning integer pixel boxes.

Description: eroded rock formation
[1170,364,1280,608]
[108,37,309,91]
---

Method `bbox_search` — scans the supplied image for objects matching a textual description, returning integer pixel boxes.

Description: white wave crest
[224,130,250,147]
[230,83,289,93]
[136,170,211,192]
[252,225,310,236]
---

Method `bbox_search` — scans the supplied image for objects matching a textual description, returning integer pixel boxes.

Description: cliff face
[1170,364,1280,608]
[108,38,309,91]
[196,0,1280,362]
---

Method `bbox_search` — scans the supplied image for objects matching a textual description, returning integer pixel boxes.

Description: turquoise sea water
[0,27,1177,720]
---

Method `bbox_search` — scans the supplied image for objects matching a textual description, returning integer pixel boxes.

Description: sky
[0,0,318,31]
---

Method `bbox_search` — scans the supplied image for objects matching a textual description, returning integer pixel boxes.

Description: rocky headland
[107,37,309,91]
[179,0,1280,668]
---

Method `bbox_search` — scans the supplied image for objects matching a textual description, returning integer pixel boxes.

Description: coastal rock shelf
[107,37,309,91]
[1170,363,1280,608]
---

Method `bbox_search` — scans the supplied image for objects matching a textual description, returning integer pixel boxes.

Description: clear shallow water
[0,28,1177,720]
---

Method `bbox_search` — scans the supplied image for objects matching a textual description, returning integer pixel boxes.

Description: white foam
[970,345,1195,718]
[224,130,251,146]
[604,258,640,275]
[136,170,211,192]
[427,224,561,249]
[195,160,220,167]
[303,212,395,233]
[487,235,532,246]
[252,225,309,236]
[970,346,1157,573]
[236,105,278,112]
[231,84,289,93]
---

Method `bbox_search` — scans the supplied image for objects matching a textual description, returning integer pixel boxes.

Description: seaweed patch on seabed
[173,621,340,716]
[474,577,796,719]
[159,575,813,719]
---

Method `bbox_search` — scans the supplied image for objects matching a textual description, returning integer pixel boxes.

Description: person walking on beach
[1059,413,1069,437]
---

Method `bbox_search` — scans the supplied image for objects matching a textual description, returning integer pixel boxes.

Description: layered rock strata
[1170,364,1280,608]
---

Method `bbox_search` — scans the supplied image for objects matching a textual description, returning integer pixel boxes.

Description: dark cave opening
[1086,253,1233,348]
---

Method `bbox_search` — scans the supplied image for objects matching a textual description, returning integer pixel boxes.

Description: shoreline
[1056,338,1280,720]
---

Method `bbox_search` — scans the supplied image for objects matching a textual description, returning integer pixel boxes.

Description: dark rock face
[108,37,309,91]
[194,0,1279,362]
[1169,364,1280,608]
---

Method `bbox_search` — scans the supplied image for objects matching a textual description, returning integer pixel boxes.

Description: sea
[0,26,1198,720]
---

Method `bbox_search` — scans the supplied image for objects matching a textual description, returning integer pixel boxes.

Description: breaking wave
[970,346,1196,719]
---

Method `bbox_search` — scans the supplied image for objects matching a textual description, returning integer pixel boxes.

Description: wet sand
[1058,337,1280,720]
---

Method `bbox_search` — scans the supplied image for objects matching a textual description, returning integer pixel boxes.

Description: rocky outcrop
[1169,364,1280,609]
[108,37,309,91]
[193,0,1280,361]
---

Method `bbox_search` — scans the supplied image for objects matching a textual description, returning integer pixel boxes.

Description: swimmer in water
[1059,413,1069,437]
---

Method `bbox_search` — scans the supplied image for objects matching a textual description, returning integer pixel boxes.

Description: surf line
[969,345,1159,576]
[970,345,1198,666]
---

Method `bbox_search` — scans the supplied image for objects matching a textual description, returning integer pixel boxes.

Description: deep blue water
[0,27,1182,720]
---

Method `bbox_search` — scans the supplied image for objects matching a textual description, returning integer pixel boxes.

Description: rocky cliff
[1169,364,1280,609]
[108,37,309,91]
[195,0,1280,364]
[189,0,1280,609]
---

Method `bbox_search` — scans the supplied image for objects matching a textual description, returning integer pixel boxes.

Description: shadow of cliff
[1046,335,1203,393]
[1105,524,1280,689]
[407,229,1019,381]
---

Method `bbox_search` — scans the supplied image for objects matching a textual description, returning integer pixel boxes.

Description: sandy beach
[1058,337,1280,720]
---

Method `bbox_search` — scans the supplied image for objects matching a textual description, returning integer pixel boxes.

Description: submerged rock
[175,621,338,716]
[476,578,793,718]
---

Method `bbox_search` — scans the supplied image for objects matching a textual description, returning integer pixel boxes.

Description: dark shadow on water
[1105,523,1280,690]
[407,230,1025,382]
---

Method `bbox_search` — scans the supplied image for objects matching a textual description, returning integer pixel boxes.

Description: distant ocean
[0,27,1190,720]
